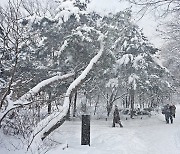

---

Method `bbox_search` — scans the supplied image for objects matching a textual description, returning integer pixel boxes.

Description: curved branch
[27,34,105,152]
[0,73,74,124]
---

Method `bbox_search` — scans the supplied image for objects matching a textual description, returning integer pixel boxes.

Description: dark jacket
[163,104,171,115]
[170,105,176,114]
[113,108,120,123]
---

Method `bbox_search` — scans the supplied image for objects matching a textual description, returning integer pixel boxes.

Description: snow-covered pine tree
[96,10,173,118]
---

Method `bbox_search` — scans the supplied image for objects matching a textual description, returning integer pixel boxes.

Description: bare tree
[0,0,58,115]
[0,0,31,109]
[128,0,180,17]
[160,13,180,86]
[22,0,57,17]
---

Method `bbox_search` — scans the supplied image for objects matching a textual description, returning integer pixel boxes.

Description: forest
[0,0,180,153]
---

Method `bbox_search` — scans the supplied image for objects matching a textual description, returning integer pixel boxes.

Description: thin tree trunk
[0,54,18,109]
[73,90,77,117]
[37,104,40,123]
[130,88,135,119]
[125,95,128,108]
[94,95,99,115]
[66,96,72,120]
[48,92,52,114]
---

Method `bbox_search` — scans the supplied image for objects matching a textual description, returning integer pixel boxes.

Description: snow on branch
[117,54,133,65]
[128,73,139,90]
[151,54,169,73]
[19,73,74,103]
[0,73,74,124]
[54,0,86,24]
[27,33,105,153]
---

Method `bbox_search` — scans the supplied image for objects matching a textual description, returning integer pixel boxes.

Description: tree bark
[130,88,135,119]
[73,90,78,117]
[47,91,52,114]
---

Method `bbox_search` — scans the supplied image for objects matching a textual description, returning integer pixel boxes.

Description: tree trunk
[66,96,72,120]
[0,54,18,109]
[37,104,41,123]
[73,90,77,117]
[48,91,52,114]
[94,95,99,115]
[72,72,78,117]
[125,95,128,108]
[130,88,135,119]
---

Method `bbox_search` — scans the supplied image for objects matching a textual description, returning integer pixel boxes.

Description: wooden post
[81,115,90,146]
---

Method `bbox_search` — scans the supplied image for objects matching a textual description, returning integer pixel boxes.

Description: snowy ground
[1,106,180,154]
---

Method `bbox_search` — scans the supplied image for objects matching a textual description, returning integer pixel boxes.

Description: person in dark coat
[164,104,173,124]
[112,105,123,127]
[170,104,176,118]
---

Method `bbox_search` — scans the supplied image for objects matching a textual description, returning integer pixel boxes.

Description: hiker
[163,104,173,124]
[170,104,176,118]
[112,105,123,127]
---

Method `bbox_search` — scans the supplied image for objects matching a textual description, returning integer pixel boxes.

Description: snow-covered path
[48,106,180,154]
[1,106,180,154]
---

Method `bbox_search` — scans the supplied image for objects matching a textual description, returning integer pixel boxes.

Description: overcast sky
[0,0,163,48]
[88,0,163,48]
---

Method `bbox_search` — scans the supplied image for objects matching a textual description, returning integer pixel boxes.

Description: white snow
[17,73,74,104]
[87,0,130,16]
[54,0,85,23]
[128,74,139,90]
[117,54,133,66]
[132,54,146,69]
[1,105,180,154]
[106,78,119,88]
[151,55,169,73]
[58,40,69,56]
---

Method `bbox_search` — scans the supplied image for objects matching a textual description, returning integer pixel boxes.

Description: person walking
[163,104,173,124]
[112,105,123,127]
[170,104,176,118]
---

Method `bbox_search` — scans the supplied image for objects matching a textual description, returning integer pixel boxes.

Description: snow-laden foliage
[117,54,133,65]
[106,78,119,88]
[160,13,180,90]
[128,74,139,90]
[99,10,171,102]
